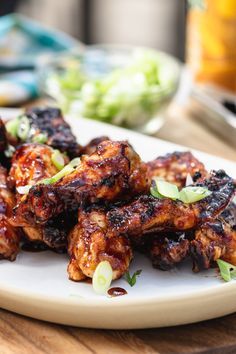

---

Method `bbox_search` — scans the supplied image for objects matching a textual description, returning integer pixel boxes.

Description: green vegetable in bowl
[44,49,179,130]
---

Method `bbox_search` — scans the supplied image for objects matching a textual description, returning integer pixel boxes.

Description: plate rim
[0,114,235,328]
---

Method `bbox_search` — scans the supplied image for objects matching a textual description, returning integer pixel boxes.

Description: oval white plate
[0,116,235,329]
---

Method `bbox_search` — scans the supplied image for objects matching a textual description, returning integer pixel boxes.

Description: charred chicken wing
[107,170,235,237]
[17,140,149,224]
[9,143,62,199]
[19,107,81,157]
[68,206,132,281]
[191,203,236,271]
[148,232,190,271]
[0,165,20,260]
[9,143,73,250]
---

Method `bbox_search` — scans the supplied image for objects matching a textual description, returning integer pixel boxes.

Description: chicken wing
[191,203,236,271]
[0,165,20,260]
[147,151,207,188]
[9,143,63,200]
[17,107,81,158]
[148,232,190,271]
[68,206,132,281]
[9,143,74,250]
[107,170,235,237]
[16,140,149,224]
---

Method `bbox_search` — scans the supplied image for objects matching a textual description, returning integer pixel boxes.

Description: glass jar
[186,0,236,93]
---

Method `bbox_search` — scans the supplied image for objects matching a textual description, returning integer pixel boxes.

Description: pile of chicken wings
[0,107,235,282]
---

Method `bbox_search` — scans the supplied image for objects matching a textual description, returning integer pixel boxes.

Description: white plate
[0,116,236,329]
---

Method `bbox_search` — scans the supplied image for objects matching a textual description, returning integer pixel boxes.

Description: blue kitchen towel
[0,13,83,105]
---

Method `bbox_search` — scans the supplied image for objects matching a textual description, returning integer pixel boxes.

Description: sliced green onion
[185,173,193,187]
[179,186,211,204]
[216,259,236,282]
[17,157,81,194]
[150,178,211,204]
[150,186,163,199]
[39,157,81,185]
[4,145,15,158]
[16,185,32,195]
[5,117,20,138]
[17,116,30,141]
[92,261,113,294]
[154,179,179,200]
[69,157,81,168]
[32,133,48,144]
[51,150,65,170]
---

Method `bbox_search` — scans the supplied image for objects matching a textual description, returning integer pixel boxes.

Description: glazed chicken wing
[0,165,20,260]
[17,107,81,158]
[68,206,132,281]
[16,140,149,224]
[107,170,235,237]
[191,202,236,271]
[9,143,74,250]
[147,151,207,188]
[147,232,190,271]
[9,143,62,199]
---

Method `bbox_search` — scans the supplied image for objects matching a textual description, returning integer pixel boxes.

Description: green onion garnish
[151,179,179,200]
[32,133,48,144]
[51,150,65,170]
[16,185,32,195]
[4,145,15,158]
[179,186,211,203]
[185,173,193,186]
[5,117,20,138]
[92,261,113,294]
[17,157,81,194]
[124,269,142,287]
[39,157,80,185]
[150,186,163,199]
[156,180,179,200]
[216,259,236,282]
[17,116,30,141]
[150,179,211,204]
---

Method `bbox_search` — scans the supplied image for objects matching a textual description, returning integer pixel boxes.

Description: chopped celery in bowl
[37,45,181,134]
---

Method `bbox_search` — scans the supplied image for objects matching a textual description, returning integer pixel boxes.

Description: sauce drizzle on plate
[108,287,127,297]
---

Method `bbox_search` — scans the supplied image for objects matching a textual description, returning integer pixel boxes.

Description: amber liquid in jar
[186,0,236,93]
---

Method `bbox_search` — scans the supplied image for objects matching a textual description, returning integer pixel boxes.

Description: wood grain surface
[0,99,235,354]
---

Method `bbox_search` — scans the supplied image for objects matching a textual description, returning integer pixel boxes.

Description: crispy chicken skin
[68,206,132,281]
[107,170,235,237]
[23,107,81,157]
[81,136,110,156]
[18,140,149,224]
[191,203,236,271]
[149,233,190,271]
[9,143,63,199]
[9,143,73,250]
[147,151,207,188]
[0,165,20,260]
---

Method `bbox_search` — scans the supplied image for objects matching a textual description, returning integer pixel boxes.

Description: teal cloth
[0,13,82,104]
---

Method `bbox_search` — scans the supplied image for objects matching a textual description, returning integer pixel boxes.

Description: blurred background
[0,0,235,154]
[1,0,186,59]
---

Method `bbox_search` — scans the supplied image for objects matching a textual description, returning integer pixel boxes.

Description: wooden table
[1,100,236,354]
